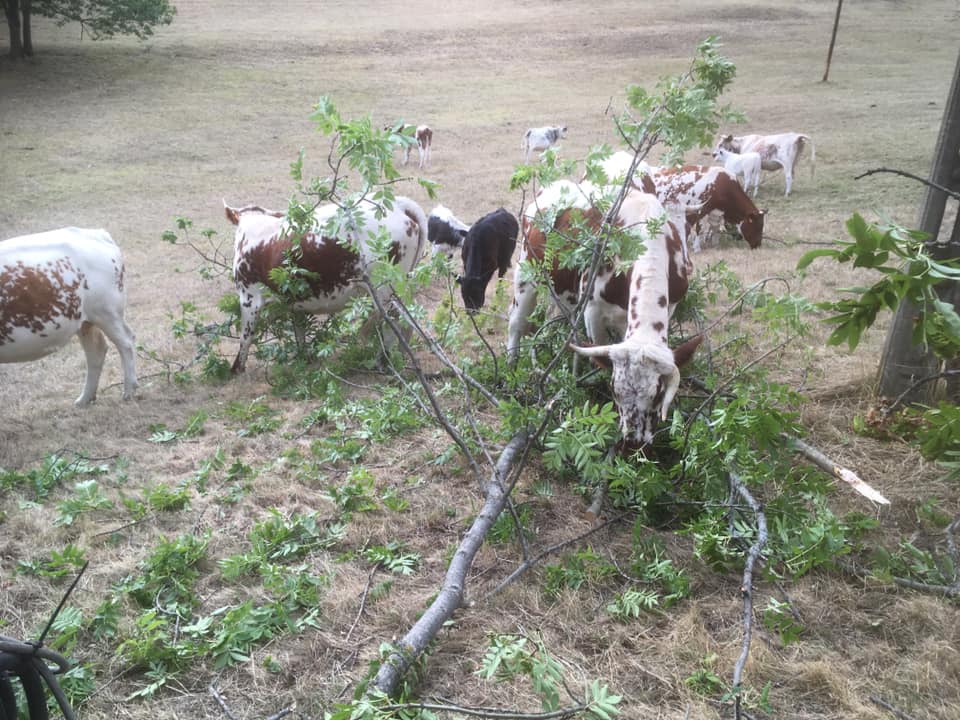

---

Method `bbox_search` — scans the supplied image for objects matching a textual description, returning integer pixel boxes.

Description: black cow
[460,208,519,311]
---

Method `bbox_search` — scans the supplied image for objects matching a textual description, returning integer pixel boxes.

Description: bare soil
[1,1,959,718]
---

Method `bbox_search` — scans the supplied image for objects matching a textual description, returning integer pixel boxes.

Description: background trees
[2,0,175,57]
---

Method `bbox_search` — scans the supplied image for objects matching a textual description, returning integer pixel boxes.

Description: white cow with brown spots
[522,125,567,163]
[716,132,815,196]
[0,227,138,405]
[224,196,428,373]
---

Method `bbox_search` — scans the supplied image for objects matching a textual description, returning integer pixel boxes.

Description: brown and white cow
[387,124,433,169]
[224,196,428,373]
[0,227,138,405]
[648,164,764,252]
[716,132,814,196]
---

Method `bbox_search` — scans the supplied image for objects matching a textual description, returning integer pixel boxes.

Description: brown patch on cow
[0,259,84,343]
[600,269,629,310]
[526,207,603,302]
[235,232,361,298]
[658,295,667,307]
[653,321,664,333]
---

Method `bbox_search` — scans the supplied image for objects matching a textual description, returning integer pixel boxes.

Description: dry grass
[2,1,960,718]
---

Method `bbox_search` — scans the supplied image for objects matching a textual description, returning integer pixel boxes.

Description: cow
[387,123,433,169]
[427,205,470,259]
[459,208,520,312]
[716,132,815,196]
[0,227,138,406]
[506,180,691,358]
[522,125,567,163]
[596,150,658,194]
[711,146,762,198]
[224,196,428,373]
[569,189,702,453]
[648,164,764,253]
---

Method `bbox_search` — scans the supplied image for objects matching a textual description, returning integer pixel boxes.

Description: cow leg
[402,145,411,166]
[76,322,108,406]
[232,285,264,373]
[506,277,538,361]
[99,316,139,400]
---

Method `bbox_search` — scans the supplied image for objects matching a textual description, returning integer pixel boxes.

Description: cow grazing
[717,132,814,196]
[427,205,470,259]
[649,164,764,252]
[569,190,702,452]
[459,208,520,312]
[522,125,567,163]
[711,146,762,198]
[224,196,428,373]
[0,227,138,406]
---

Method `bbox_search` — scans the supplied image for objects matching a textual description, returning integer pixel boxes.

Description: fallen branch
[371,430,531,696]
[728,473,768,720]
[868,694,919,720]
[383,700,588,719]
[881,369,960,415]
[264,708,295,720]
[209,685,240,720]
[855,167,960,200]
[785,435,890,505]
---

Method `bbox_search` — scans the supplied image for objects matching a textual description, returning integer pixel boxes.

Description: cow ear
[223,201,241,226]
[722,133,733,143]
[673,335,703,368]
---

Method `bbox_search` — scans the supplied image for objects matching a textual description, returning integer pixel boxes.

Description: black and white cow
[427,205,470,259]
[522,125,567,163]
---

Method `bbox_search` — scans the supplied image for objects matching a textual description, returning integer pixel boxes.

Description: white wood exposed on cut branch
[786,435,890,505]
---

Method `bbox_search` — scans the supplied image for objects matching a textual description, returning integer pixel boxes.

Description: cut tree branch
[785,434,890,505]
[371,430,532,696]
[854,167,960,200]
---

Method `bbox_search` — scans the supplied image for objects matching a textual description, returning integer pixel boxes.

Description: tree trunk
[822,0,843,83]
[4,0,23,58]
[876,48,960,403]
[20,0,31,56]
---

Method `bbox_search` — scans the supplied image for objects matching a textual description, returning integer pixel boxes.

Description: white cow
[522,125,567,163]
[712,147,762,198]
[0,228,138,405]
[596,150,658,191]
[717,132,815,196]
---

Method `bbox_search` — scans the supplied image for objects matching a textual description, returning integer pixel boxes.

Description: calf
[717,132,814,196]
[0,227,138,405]
[427,205,470,259]
[522,125,567,163]
[388,123,433,169]
[224,196,428,373]
[459,208,520,311]
[649,164,764,252]
[712,146,762,197]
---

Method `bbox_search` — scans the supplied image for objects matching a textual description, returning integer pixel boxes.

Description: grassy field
[2,1,960,718]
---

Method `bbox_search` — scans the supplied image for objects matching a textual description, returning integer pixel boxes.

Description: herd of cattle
[0,128,813,451]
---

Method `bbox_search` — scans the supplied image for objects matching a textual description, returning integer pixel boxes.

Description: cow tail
[400,197,428,268]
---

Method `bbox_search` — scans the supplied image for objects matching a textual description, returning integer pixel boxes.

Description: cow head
[737,210,765,249]
[459,271,493,312]
[570,335,702,451]
[717,134,740,153]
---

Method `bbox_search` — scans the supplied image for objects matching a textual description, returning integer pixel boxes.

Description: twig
[868,695,919,720]
[483,514,628,600]
[881,369,960,414]
[264,708,295,720]
[345,564,379,644]
[382,700,588,719]
[208,685,240,720]
[728,472,768,720]
[890,575,960,596]
[855,167,960,200]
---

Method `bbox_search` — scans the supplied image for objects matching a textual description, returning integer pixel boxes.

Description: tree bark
[371,430,531,697]
[20,0,31,56]
[4,0,23,58]
[822,0,843,83]
[877,48,960,403]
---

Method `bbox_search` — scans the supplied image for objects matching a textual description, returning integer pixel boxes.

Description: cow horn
[569,342,615,357]
[659,364,681,421]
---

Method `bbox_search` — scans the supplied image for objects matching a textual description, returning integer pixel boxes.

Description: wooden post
[822,0,843,83]
[876,49,960,402]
